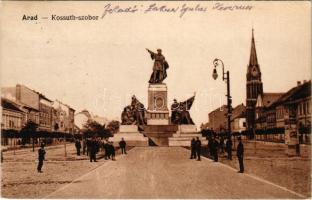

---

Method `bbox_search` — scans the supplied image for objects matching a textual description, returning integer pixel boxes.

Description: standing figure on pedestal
[146,48,169,84]
[170,95,195,125]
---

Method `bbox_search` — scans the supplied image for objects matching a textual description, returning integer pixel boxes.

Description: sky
[0,1,311,126]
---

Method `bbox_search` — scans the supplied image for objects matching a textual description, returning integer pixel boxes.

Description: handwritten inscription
[22,2,254,22]
[101,3,253,19]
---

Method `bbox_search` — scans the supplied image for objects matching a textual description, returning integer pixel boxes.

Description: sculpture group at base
[170,95,195,125]
[121,95,146,125]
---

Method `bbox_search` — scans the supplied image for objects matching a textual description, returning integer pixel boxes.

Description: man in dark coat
[109,142,116,161]
[103,140,110,160]
[190,138,196,159]
[89,138,97,162]
[237,136,244,173]
[119,138,127,154]
[37,143,46,173]
[195,137,201,161]
[75,139,81,156]
[212,137,219,162]
[226,137,232,160]
[219,137,225,154]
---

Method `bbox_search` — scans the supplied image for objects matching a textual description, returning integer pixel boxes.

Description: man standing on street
[37,143,46,173]
[109,141,116,161]
[89,137,97,162]
[195,137,201,161]
[212,137,219,162]
[119,138,127,154]
[226,137,232,160]
[75,139,81,156]
[237,136,244,173]
[190,138,196,159]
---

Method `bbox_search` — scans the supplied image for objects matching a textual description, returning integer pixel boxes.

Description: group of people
[74,137,127,162]
[190,136,244,173]
[207,136,233,162]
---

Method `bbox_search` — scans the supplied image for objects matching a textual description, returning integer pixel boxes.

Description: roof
[231,103,246,120]
[249,29,259,67]
[270,81,311,107]
[1,97,26,113]
[256,93,284,108]
[209,105,227,114]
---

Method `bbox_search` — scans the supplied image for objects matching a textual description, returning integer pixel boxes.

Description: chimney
[297,81,301,86]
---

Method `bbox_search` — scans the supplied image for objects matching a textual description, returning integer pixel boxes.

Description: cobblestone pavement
[47,147,302,199]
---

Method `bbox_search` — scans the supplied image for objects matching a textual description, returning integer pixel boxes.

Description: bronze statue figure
[121,95,146,125]
[146,48,169,84]
[170,95,195,125]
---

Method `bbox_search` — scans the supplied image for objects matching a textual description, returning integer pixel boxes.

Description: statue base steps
[111,125,148,147]
[143,125,178,146]
[168,125,208,147]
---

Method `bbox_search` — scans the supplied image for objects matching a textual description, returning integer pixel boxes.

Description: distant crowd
[74,137,127,162]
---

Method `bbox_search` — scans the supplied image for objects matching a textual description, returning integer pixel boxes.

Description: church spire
[249,28,258,66]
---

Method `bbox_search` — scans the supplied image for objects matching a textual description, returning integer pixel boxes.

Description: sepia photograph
[0,1,311,199]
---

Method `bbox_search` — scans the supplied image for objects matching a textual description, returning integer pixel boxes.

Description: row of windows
[298,101,311,116]
[2,114,22,129]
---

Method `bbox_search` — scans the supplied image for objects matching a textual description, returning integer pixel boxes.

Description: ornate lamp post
[212,58,232,140]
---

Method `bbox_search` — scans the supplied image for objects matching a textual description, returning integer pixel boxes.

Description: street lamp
[212,58,232,140]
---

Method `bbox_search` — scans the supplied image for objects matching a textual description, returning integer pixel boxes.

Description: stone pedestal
[111,125,148,147]
[168,125,208,147]
[146,83,169,125]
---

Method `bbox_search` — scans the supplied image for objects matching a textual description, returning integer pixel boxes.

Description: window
[243,122,246,127]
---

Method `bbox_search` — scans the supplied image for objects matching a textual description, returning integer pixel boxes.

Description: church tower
[246,29,263,131]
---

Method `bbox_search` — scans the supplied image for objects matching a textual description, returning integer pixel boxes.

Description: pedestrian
[119,138,127,154]
[219,136,225,154]
[212,137,219,162]
[190,138,196,159]
[86,138,91,156]
[208,137,213,159]
[103,140,110,160]
[89,137,97,162]
[37,143,46,173]
[109,142,116,161]
[226,137,233,160]
[75,139,81,156]
[195,137,201,161]
[237,136,244,173]
[82,139,86,155]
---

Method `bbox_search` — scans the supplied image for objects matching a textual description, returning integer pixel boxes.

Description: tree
[20,120,38,151]
[83,120,110,139]
[106,120,120,135]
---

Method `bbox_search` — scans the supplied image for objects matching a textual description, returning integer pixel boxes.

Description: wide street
[47,147,302,199]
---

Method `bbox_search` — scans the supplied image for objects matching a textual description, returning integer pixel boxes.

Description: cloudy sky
[1,1,311,126]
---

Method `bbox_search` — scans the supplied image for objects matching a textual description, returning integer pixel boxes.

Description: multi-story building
[255,93,283,129]
[1,98,26,131]
[52,100,75,133]
[254,81,311,143]
[246,29,263,132]
[207,105,228,132]
[1,84,40,125]
[38,94,53,132]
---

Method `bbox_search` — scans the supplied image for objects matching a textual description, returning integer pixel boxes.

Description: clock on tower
[251,66,259,77]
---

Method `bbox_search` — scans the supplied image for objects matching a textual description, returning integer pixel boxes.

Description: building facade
[1,98,26,131]
[52,100,75,133]
[39,94,53,132]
